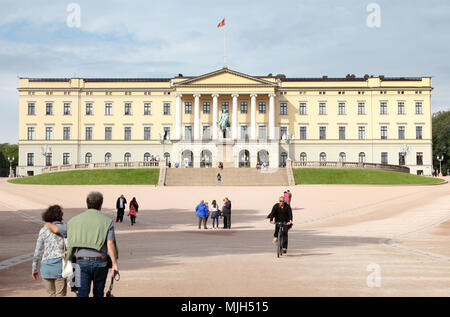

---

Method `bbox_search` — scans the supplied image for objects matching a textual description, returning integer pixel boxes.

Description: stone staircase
[164,167,289,186]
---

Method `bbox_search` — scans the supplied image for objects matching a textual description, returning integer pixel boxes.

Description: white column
[193,94,201,140]
[269,93,276,140]
[232,93,239,140]
[250,93,257,140]
[212,93,219,140]
[175,93,182,140]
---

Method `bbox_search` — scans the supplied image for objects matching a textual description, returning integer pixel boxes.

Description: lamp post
[7,156,14,178]
[159,131,167,166]
[284,131,294,163]
[437,155,444,176]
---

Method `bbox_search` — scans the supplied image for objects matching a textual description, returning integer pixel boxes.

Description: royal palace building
[17,67,433,176]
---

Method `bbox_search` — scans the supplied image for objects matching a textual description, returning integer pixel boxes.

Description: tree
[432,110,450,176]
[0,143,18,177]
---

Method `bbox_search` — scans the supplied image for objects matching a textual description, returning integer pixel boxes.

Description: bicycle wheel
[277,226,283,258]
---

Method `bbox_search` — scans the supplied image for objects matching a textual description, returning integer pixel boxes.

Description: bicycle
[275,221,288,258]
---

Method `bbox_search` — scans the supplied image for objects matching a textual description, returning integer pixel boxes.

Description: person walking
[195,200,209,229]
[32,205,67,297]
[128,197,139,225]
[116,194,127,223]
[210,200,221,229]
[284,191,290,205]
[287,190,292,206]
[45,191,119,298]
[267,196,293,254]
[204,202,210,228]
[222,197,232,229]
[217,173,222,185]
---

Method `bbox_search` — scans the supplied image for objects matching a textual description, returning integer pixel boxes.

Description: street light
[7,156,14,178]
[437,155,444,176]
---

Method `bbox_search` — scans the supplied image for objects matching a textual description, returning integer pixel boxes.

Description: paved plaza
[0,177,449,297]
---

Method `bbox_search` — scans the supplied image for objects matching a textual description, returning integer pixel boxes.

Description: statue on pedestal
[218,109,230,139]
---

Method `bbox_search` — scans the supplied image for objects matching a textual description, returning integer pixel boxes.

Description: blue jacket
[195,203,209,218]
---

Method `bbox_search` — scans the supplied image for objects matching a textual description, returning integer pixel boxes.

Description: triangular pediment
[175,68,276,86]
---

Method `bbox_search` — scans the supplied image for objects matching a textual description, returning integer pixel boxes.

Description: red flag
[217,18,225,28]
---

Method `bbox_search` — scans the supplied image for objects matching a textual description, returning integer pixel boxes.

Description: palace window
[380,102,388,114]
[184,126,192,141]
[28,102,35,115]
[144,153,151,162]
[63,127,71,140]
[124,127,132,140]
[416,126,423,139]
[280,126,288,140]
[398,126,405,140]
[299,102,307,115]
[45,153,52,167]
[124,152,131,162]
[320,152,327,162]
[144,103,152,115]
[240,125,249,140]
[27,153,34,166]
[84,152,92,164]
[63,103,71,115]
[163,127,171,140]
[240,101,248,114]
[105,152,112,163]
[399,152,406,166]
[258,101,266,114]
[85,127,93,141]
[184,101,192,114]
[358,126,366,140]
[258,125,267,140]
[124,102,132,115]
[280,102,288,115]
[339,126,346,140]
[105,103,113,115]
[381,152,388,165]
[339,152,346,162]
[203,101,210,114]
[163,102,171,115]
[105,127,112,140]
[380,126,388,139]
[300,152,307,162]
[221,102,229,113]
[359,152,366,163]
[398,102,405,114]
[338,102,346,115]
[27,127,35,140]
[358,102,365,115]
[415,102,423,114]
[299,126,307,140]
[144,127,152,140]
[86,103,93,115]
[319,102,326,115]
[46,102,53,115]
[203,125,211,140]
[319,126,326,140]
[45,127,53,140]
[416,152,423,165]
[63,153,70,165]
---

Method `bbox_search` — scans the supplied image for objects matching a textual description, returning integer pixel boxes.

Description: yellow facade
[17,67,433,176]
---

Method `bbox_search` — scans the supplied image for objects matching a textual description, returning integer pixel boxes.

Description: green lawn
[293,168,445,185]
[9,169,160,185]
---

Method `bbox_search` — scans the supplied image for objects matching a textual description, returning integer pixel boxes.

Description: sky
[0,0,449,143]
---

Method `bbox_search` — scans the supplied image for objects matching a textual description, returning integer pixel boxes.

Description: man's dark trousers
[116,209,124,222]
[223,213,231,229]
[274,223,290,249]
[77,259,109,297]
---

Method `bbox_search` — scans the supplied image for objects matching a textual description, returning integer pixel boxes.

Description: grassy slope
[293,168,445,185]
[9,169,160,185]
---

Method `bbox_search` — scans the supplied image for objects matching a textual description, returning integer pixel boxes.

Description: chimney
[322,75,328,79]
[379,75,385,80]
[178,74,183,77]
[364,74,369,79]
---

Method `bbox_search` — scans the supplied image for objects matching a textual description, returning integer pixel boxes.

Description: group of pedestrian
[32,191,119,297]
[116,194,139,225]
[195,198,232,229]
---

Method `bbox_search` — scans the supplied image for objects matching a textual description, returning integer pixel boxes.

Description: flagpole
[223,19,226,68]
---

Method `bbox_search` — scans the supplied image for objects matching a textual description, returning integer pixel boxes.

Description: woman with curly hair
[32,205,67,297]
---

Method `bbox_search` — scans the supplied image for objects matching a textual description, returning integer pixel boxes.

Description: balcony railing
[41,160,162,174]
[291,161,410,173]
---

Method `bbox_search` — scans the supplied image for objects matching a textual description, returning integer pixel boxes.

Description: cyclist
[267,196,293,254]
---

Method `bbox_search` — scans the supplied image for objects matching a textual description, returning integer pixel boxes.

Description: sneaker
[283,248,287,254]
[273,238,278,245]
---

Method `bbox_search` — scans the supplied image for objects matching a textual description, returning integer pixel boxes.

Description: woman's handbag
[61,239,74,279]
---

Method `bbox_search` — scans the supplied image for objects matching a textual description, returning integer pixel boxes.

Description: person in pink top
[284,191,291,205]
[128,197,139,226]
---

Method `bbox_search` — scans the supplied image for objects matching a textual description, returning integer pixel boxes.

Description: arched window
[124,152,131,162]
[85,152,92,164]
[359,152,366,163]
[300,152,307,162]
[320,152,327,162]
[339,152,346,162]
[144,152,151,162]
[105,152,112,163]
